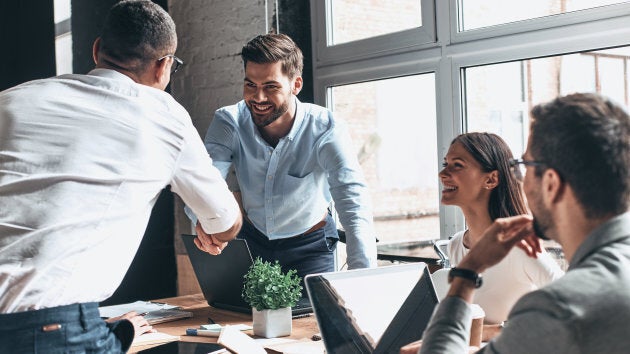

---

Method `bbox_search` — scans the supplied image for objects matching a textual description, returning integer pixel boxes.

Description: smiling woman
[438,132,564,329]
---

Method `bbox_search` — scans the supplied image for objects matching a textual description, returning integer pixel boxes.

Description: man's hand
[459,215,541,273]
[105,311,156,338]
[194,221,229,255]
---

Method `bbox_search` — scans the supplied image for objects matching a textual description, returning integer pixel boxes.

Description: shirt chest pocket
[282,172,315,206]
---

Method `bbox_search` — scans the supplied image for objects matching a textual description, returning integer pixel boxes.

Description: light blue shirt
[204,98,377,269]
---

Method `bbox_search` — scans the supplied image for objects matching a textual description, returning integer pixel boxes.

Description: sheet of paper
[132,331,179,346]
[98,300,179,318]
[217,325,266,354]
[262,338,325,354]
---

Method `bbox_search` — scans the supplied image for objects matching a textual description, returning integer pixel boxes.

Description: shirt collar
[285,96,303,141]
[87,68,136,83]
[569,212,630,269]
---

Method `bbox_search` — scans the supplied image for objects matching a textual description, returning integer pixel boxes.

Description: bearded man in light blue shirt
[202,33,378,279]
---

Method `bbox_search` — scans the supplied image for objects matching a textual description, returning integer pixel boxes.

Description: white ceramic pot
[252,307,292,338]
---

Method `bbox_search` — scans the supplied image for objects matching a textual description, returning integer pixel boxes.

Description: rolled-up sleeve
[318,119,377,269]
[170,122,239,234]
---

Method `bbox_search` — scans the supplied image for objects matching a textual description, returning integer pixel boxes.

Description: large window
[465,47,630,158]
[331,75,439,244]
[311,0,630,254]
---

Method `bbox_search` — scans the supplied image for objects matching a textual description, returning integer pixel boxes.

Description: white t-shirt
[447,230,564,323]
[0,69,239,313]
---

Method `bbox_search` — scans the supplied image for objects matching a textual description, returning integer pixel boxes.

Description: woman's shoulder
[506,247,565,281]
[449,230,466,242]
[447,230,467,262]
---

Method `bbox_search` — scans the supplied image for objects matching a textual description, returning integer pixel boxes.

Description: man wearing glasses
[0,1,241,353]
[417,93,630,353]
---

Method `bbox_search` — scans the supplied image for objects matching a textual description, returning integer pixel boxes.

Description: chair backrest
[430,267,451,300]
[433,240,450,268]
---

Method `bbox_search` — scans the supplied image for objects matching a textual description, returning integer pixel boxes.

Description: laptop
[181,234,313,316]
[305,263,439,354]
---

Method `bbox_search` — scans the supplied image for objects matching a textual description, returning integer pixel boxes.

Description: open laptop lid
[181,235,312,316]
[182,235,253,313]
[305,263,439,354]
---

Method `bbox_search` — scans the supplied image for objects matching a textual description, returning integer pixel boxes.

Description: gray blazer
[420,213,630,354]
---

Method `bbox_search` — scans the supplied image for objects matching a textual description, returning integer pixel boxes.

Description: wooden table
[129,293,320,353]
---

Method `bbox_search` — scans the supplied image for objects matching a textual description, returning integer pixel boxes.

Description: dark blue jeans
[0,302,134,354]
[239,212,338,283]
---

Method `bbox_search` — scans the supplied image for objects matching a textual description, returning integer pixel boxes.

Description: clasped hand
[194,221,229,255]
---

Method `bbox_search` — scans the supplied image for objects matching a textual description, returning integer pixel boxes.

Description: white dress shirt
[0,69,239,313]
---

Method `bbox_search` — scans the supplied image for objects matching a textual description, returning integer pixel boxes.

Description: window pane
[331,74,439,248]
[54,0,71,23]
[54,0,72,75]
[459,0,629,31]
[330,0,422,45]
[464,46,630,160]
[55,33,73,75]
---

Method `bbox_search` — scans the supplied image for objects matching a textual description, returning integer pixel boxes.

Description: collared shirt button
[268,175,273,180]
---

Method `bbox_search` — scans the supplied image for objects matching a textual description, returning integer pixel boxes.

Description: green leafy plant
[242,258,303,311]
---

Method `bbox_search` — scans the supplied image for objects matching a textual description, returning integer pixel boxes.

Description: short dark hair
[99,0,176,73]
[530,93,630,218]
[241,33,303,79]
[452,132,528,220]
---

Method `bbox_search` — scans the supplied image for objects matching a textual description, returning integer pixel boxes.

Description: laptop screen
[305,263,438,354]
[181,235,313,316]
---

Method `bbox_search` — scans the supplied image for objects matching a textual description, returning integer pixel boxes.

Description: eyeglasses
[158,54,184,74]
[509,158,546,181]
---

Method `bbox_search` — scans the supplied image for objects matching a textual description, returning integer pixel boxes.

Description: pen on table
[208,317,216,324]
[186,328,220,337]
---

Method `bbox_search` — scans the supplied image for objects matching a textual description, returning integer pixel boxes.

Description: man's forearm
[446,277,477,303]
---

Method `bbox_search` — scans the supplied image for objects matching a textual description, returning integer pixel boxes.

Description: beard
[532,217,550,240]
[247,100,290,127]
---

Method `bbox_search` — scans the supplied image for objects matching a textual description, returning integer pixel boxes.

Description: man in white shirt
[0,1,241,353]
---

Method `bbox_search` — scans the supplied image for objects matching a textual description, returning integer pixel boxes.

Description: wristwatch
[448,267,483,288]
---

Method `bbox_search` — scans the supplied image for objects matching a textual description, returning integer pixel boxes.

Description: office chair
[433,239,450,268]
[431,239,451,300]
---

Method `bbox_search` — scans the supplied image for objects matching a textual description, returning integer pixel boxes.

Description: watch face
[474,275,483,288]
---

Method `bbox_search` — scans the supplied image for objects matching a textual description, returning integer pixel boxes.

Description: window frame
[311,0,436,67]
[311,0,630,241]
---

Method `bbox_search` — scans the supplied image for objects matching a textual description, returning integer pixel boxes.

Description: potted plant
[242,257,302,338]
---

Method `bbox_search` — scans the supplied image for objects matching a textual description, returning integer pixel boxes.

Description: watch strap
[448,267,483,288]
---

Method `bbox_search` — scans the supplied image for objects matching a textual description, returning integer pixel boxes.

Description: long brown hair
[452,132,527,220]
